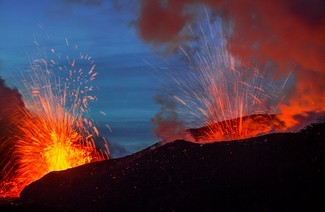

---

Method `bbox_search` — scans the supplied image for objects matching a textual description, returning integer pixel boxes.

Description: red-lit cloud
[138,0,325,129]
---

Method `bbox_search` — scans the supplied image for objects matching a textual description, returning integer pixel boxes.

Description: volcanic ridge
[0,122,324,211]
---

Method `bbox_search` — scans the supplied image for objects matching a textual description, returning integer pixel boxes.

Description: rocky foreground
[1,123,324,211]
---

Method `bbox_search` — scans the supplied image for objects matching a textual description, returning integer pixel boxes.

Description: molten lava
[0,106,106,198]
[189,114,284,142]
[0,42,109,198]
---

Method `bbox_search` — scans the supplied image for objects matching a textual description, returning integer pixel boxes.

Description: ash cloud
[0,77,24,127]
[152,94,193,143]
[138,0,325,129]
[0,76,25,179]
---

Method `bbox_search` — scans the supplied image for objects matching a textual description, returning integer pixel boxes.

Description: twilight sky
[0,0,188,157]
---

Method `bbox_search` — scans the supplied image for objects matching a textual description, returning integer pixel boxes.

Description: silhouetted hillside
[2,122,324,211]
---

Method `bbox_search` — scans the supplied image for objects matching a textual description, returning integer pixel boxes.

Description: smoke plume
[0,77,24,132]
[138,0,325,130]
[0,77,25,180]
[152,95,193,142]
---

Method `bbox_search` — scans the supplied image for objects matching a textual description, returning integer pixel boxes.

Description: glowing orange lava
[0,42,109,198]
[189,114,284,142]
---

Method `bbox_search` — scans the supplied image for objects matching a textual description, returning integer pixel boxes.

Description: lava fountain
[0,41,109,198]
[172,18,288,142]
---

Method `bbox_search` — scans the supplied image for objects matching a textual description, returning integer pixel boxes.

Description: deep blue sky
[0,0,186,158]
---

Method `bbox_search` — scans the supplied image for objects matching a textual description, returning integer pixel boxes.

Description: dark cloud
[0,77,24,124]
[0,76,25,181]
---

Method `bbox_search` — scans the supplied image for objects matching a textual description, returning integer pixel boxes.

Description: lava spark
[173,17,287,142]
[0,41,109,198]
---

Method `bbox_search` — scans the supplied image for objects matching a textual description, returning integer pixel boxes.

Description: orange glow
[0,43,109,198]
[190,114,284,142]
[173,20,287,142]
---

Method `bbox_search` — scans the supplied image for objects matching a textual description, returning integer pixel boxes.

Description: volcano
[0,121,324,211]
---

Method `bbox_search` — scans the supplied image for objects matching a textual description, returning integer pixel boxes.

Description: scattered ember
[0,40,109,198]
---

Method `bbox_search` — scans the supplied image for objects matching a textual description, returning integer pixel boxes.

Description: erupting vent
[0,41,109,198]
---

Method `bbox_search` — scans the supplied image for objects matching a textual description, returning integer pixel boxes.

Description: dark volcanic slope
[15,123,324,211]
